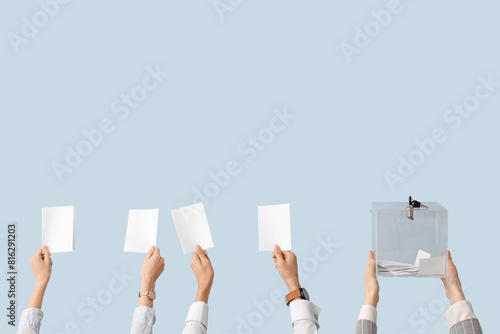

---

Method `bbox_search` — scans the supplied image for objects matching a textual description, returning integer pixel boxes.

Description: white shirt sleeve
[289,300,321,334]
[444,300,477,328]
[182,301,209,334]
[130,306,156,334]
[17,308,43,334]
[358,304,377,324]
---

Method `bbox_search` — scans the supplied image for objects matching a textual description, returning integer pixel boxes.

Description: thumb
[447,251,455,268]
[42,246,51,264]
[441,277,448,287]
[191,251,202,266]
[195,245,208,264]
[367,251,376,267]
[273,245,284,265]
[145,246,155,259]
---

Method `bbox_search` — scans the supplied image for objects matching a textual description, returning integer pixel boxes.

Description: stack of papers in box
[377,250,438,277]
[377,260,419,277]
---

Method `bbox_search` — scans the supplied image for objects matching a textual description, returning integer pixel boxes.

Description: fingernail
[195,245,202,251]
[274,245,279,251]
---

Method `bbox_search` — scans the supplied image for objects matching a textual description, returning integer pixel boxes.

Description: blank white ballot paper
[171,203,214,255]
[124,209,159,253]
[42,206,75,253]
[258,203,292,252]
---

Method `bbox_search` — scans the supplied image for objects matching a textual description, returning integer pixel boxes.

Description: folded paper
[258,203,292,252]
[414,249,431,266]
[42,206,75,253]
[171,203,214,255]
[377,260,419,277]
[124,209,159,253]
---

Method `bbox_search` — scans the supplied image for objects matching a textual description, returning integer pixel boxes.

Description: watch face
[301,288,309,300]
[148,290,156,300]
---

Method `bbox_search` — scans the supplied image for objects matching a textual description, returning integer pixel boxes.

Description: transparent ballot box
[371,202,448,278]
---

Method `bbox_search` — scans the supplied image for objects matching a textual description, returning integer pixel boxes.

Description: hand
[191,245,214,303]
[441,251,466,305]
[141,246,165,291]
[29,246,52,285]
[272,245,300,292]
[364,250,379,308]
[27,246,52,309]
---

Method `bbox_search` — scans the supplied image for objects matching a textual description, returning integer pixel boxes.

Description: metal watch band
[138,289,156,300]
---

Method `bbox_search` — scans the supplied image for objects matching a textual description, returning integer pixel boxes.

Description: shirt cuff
[444,300,477,328]
[132,306,156,326]
[358,305,377,325]
[185,301,209,327]
[19,308,44,328]
[289,299,321,328]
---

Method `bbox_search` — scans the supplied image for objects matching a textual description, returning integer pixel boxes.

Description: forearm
[132,279,156,334]
[195,286,211,303]
[290,300,321,334]
[355,305,378,334]
[17,308,44,334]
[285,277,300,292]
[130,306,155,334]
[293,319,319,334]
[445,300,479,327]
[285,279,303,304]
[27,282,48,309]
[138,279,155,308]
[138,297,153,308]
[182,302,209,334]
[364,293,378,308]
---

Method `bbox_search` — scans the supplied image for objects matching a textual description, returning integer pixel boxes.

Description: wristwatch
[138,289,156,300]
[285,287,309,306]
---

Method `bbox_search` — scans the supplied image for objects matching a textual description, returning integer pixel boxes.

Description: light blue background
[1,1,497,333]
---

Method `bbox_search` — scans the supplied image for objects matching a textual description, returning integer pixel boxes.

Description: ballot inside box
[371,201,448,278]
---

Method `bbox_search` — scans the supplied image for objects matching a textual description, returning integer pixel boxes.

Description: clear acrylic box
[371,202,448,278]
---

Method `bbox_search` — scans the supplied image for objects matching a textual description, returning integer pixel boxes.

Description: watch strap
[286,289,302,306]
[138,289,155,300]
